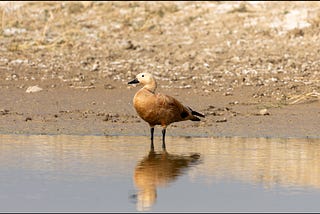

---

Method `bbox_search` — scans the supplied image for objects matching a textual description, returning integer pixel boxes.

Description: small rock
[25,117,32,121]
[229,101,239,105]
[96,112,106,116]
[91,62,100,72]
[11,74,19,80]
[216,118,227,123]
[0,109,9,115]
[120,40,136,50]
[104,84,115,89]
[189,51,197,59]
[26,85,43,93]
[208,111,217,116]
[259,108,270,115]
[224,91,233,96]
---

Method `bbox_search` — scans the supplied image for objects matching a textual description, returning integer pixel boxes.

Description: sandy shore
[0,85,319,138]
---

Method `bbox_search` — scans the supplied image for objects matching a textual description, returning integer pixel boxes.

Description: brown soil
[0,1,319,138]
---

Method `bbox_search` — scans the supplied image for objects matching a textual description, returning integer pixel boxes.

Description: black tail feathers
[188,106,205,119]
[192,110,205,118]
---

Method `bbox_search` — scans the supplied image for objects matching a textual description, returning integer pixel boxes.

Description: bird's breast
[133,90,159,124]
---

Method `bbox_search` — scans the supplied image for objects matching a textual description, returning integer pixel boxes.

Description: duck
[128,72,205,149]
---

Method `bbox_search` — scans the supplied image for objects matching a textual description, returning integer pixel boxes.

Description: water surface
[0,135,320,212]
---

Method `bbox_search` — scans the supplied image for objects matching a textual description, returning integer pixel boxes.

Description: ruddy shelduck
[128,72,205,149]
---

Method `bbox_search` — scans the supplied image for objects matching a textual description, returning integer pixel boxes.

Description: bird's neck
[143,80,157,93]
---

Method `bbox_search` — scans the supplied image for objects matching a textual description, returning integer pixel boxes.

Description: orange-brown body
[133,88,198,128]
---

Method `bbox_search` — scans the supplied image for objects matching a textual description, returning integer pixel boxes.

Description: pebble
[91,62,100,72]
[25,117,32,121]
[25,86,43,93]
[0,109,10,115]
[104,84,115,89]
[216,118,227,123]
[259,108,270,115]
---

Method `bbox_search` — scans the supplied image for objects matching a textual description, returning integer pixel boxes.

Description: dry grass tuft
[288,90,320,105]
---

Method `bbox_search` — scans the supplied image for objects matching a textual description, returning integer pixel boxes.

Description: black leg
[150,127,154,150]
[162,128,166,149]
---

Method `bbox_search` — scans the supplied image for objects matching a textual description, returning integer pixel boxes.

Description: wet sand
[0,86,319,138]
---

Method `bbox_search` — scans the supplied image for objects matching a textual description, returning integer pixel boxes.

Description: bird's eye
[142,74,144,77]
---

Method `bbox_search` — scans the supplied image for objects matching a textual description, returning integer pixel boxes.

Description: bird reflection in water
[131,148,201,211]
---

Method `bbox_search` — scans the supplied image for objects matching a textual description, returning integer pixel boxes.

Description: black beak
[128,78,139,84]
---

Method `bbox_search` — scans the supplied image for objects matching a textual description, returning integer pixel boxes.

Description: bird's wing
[155,93,191,119]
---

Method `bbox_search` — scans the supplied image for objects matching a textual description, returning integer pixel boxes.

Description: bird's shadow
[130,147,202,211]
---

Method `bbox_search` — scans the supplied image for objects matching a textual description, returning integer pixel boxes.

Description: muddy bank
[0,86,319,138]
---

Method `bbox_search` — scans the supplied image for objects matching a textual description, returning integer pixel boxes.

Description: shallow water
[0,135,320,212]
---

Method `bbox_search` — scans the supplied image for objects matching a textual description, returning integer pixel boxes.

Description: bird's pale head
[128,73,157,92]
